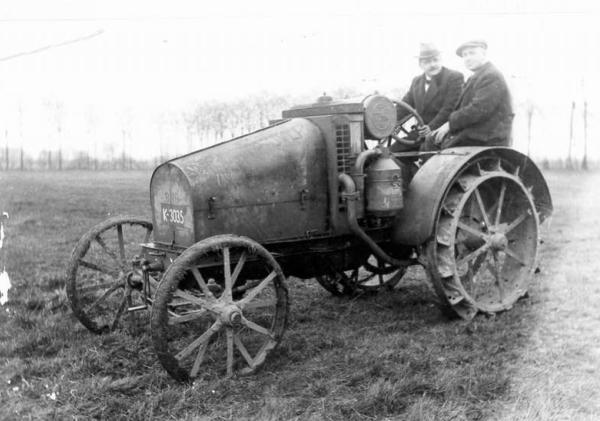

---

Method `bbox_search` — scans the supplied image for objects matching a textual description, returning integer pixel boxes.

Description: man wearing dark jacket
[392,43,464,150]
[429,40,514,149]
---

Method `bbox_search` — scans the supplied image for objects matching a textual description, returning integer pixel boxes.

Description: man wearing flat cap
[428,39,514,149]
[392,43,464,150]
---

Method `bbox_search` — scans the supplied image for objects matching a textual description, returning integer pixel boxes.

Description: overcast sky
[0,0,598,160]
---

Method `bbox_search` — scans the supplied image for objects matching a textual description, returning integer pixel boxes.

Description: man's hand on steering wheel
[390,99,426,147]
[418,124,431,137]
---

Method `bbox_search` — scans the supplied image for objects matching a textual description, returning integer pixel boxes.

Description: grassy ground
[0,169,598,420]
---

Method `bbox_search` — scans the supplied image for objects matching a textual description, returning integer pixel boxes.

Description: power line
[0,9,595,23]
[0,29,104,63]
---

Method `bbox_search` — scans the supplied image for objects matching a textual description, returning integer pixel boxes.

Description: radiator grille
[335,124,353,174]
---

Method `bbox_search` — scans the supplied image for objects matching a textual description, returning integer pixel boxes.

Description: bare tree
[182,109,197,151]
[119,108,134,170]
[43,99,65,170]
[85,106,98,170]
[54,101,65,170]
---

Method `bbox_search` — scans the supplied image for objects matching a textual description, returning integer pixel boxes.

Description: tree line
[0,88,595,171]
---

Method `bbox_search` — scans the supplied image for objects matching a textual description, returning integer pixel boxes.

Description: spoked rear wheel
[425,161,539,319]
[316,255,405,296]
[151,235,288,382]
[66,216,153,333]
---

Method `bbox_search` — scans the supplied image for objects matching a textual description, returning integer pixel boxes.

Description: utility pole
[526,103,534,157]
[567,101,575,170]
[18,104,24,170]
[582,100,588,170]
[4,130,8,170]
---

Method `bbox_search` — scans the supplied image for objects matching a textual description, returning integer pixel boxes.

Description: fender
[393,147,553,246]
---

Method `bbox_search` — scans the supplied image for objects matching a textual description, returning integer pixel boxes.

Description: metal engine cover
[150,118,329,247]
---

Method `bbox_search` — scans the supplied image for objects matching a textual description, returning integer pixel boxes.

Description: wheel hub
[489,232,508,251]
[126,271,144,289]
[218,304,243,327]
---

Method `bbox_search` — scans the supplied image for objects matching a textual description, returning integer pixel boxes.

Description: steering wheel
[388,100,425,147]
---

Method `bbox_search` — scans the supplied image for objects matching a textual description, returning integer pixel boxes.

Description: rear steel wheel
[151,235,288,382]
[425,161,539,319]
[316,255,405,296]
[66,216,153,334]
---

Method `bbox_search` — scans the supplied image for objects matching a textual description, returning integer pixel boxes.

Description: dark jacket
[448,61,514,146]
[398,66,464,130]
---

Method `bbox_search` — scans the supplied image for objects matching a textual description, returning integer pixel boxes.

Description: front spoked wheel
[66,216,153,334]
[151,235,288,382]
[425,160,539,319]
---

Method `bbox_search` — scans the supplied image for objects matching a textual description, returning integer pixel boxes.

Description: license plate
[161,204,187,226]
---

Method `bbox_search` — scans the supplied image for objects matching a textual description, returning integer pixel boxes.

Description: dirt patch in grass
[0,169,598,419]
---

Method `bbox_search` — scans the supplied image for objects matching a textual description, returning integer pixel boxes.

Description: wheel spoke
[489,251,505,302]
[505,212,529,234]
[466,250,491,299]
[457,221,487,240]
[241,299,274,312]
[168,308,209,325]
[226,328,234,377]
[78,259,119,278]
[174,288,211,309]
[241,316,274,339]
[175,320,222,361]
[191,268,215,300]
[111,293,129,330]
[189,341,208,378]
[95,235,121,267]
[398,115,412,126]
[78,281,118,294]
[223,247,232,300]
[474,188,491,228]
[504,247,526,266]
[116,224,126,264]
[230,252,247,288]
[377,260,385,287]
[232,279,260,295]
[457,243,490,268]
[238,271,277,308]
[86,281,123,311]
[494,182,506,226]
[234,333,254,368]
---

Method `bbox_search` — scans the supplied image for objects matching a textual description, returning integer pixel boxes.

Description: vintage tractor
[66,94,553,381]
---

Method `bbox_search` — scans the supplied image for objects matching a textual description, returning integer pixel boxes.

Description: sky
[0,0,598,161]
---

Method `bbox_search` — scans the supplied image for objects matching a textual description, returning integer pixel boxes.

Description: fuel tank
[150,118,329,247]
[365,152,404,216]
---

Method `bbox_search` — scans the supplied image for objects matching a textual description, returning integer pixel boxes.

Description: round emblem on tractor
[363,95,397,139]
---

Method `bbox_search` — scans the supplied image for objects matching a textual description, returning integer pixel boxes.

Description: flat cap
[456,39,488,56]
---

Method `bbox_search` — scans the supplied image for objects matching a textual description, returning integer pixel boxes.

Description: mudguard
[393,147,553,246]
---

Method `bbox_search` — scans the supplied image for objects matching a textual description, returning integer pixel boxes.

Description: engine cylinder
[365,153,404,216]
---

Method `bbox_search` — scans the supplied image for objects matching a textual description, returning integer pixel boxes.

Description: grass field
[0,169,599,420]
